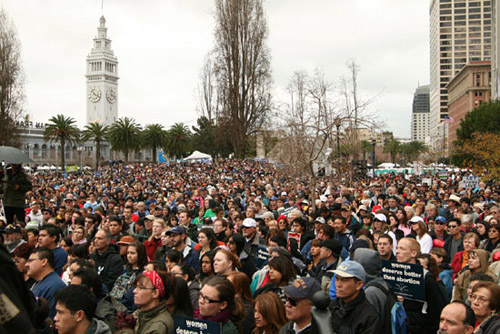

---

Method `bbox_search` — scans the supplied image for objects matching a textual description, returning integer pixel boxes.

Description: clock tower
[86,16,119,126]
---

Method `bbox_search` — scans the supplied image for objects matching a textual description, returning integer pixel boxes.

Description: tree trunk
[124,149,128,163]
[61,137,66,172]
[96,140,101,170]
[152,145,157,163]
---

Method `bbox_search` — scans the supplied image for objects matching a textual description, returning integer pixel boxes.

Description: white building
[86,16,119,126]
[429,0,491,152]
[411,85,430,142]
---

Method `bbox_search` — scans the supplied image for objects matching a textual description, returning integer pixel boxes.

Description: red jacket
[144,237,162,260]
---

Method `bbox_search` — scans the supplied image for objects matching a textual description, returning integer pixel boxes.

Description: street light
[334,116,341,176]
[371,139,376,175]
[77,146,84,172]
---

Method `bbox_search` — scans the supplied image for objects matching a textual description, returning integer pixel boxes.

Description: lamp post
[334,116,341,176]
[77,146,83,172]
[371,139,376,175]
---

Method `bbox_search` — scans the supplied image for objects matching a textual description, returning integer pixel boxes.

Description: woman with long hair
[227,233,256,277]
[128,271,175,334]
[395,208,411,236]
[476,220,489,242]
[227,272,255,334]
[166,277,194,318]
[111,241,148,303]
[453,249,498,302]
[196,228,219,258]
[144,219,166,260]
[253,256,296,304]
[171,263,200,310]
[481,223,500,253]
[214,248,241,277]
[252,292,287,334]
[198,250,216,282]
[410,218,433,254]
[429,247,453,301]
[195,276,244,334]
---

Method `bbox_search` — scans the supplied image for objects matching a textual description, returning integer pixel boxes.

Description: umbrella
[0,146,34,164]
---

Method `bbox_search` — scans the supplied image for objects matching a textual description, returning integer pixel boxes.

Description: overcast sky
[2,0,429,138]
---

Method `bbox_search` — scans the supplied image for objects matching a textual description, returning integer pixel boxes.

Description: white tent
[183,151,212,161]
[377,162,400,169]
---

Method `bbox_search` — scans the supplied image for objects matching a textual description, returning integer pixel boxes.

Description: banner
[287,232,302,251]
[281,205,299,218]
[381,260,425,301]
[173,316,221,334]
[422,178,432,186]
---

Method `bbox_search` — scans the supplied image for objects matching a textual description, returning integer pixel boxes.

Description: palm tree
[165,123,192,159]
[81,122,109,169]
[360,140,373,162]
[142,124,168,163]
[107,117,142,163]
[44,114,80,170]
[383,139,401,163]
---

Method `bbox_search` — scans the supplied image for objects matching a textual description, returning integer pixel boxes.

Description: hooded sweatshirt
[91,244,124,291]
[86,318,112,334]
[454,248,497,302]
[352,248,391,324]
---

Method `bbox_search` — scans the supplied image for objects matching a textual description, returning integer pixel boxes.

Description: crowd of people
[1,159,499,334]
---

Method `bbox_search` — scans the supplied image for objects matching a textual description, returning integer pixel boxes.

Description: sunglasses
[435,221,446,225]
[448,225,458,228]
[409,221,419,225]
[285,295,300,307]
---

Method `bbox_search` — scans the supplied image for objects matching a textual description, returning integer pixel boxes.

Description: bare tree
[0,9,24,146]
[197,55,219,123]
[210,0,272,158]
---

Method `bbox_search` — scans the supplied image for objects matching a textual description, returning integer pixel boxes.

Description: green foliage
[142,124,168,163]
[191,116,216,156]
[399,141,427,163]
[81,122,108,169]
[455,100,500,144]
[107,117,142,162]
[165,123,192,158]
[44,114,80,169]
[383,139,400,163]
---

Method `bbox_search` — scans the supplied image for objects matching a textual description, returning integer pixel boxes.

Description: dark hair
[334,216,347,225]
[86,213,98,224]
[176,263,195,282]
[128,241,148,269]
[319,224,335,239]
[145,260,168,275]
[468,272,495,284]
[171,277,194,317]
[69,243,90,259]
[164,249,183,265]
[108,215,122,225]
[229,233,246,254]
[448,301,476,327]
[54,285,96,321]
[32,247,55,269]
[198,228,218,250]
[13,242,34,260]
[135,271,175,301]
[199,250,216,280]
[417,254,439,277]
[39,224,60,243]
[204,276,245,320]
[447,218,461,226]
[268,256,296,286]
[69,258,94,270]
[61,236,74,248]
[377,234,394,245]
[72,267,103,296]
[291,217,307,230]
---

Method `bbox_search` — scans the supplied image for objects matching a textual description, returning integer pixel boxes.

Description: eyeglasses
[198,292,221,304]
[285,295,301,307]
[448,225,458,228]
[470,294,489,304]
[489,229,499,233]
[435,221,446,225]
[409,221,419,225]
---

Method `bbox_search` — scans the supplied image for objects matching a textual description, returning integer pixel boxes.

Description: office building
[411,85,430,142]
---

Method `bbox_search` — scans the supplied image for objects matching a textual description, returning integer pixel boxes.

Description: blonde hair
[148,219,167,241]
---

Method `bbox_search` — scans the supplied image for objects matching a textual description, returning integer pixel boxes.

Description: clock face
[88,87,101,103]
[106,88,116,104]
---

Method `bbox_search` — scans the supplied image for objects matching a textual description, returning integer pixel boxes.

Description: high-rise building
[411,85,430,142]
[492,0,500,99]
[429,0,491,152]
[86,16,119,126]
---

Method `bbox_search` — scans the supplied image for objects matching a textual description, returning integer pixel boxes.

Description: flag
[444,115,454,123]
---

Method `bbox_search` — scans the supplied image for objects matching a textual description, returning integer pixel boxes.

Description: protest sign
[255,247,269,270]
[381,260,425,301]
[287,232,302,252]
[462,176,479,189]
[281,205,299,218]
[422,178,432,186]
[173,315,221,334]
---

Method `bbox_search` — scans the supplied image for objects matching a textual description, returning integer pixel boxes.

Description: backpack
[424,270,449,307]
[366,281,408,334]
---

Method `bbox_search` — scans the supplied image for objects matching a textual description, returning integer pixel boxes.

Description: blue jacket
[32,271,66,319]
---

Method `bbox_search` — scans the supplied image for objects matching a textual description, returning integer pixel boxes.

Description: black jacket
[328,290,381,334]
[91,244,123,291]
[443,233,464,259]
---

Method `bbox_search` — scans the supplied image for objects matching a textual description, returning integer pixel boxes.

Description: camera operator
[1,164,32,225]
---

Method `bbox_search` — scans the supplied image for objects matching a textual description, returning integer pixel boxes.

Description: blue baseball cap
[333,261,366,283]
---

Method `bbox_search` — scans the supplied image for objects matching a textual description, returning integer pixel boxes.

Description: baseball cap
[4,224,21,234]
[166,226,186,235]
[320,239,342,257]
[357,205,368,213]
[314,217,326,224]
[435,216,447,224]
[242,218,257,228]
[320,195,328,202]
[144,215,155,221]
[117,236,135,245]
[282,277,322,300]
[333,261,366,282]
[373,213,387,222]
[409,216,424,224]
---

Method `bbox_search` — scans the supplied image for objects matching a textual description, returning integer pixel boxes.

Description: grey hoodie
[86,318,112,334]
[352,248,390,320]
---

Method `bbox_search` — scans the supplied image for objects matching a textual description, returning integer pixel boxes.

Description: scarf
[194,307,232,325]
